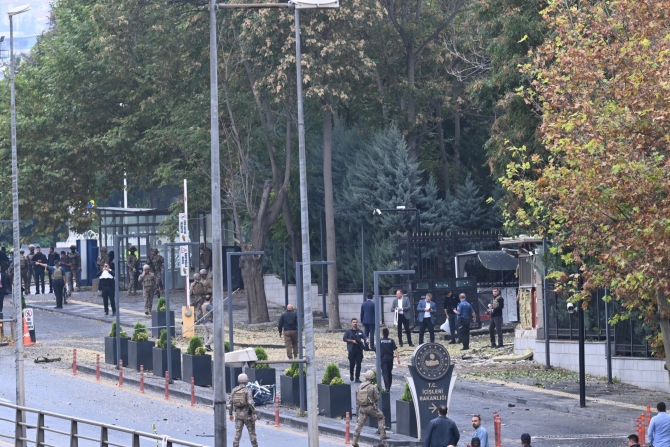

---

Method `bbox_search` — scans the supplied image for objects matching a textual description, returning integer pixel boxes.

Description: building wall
[515,329,669,393]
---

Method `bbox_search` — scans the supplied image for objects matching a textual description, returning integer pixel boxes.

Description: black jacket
[32,253,48,271]
[444,294,459,316]
[47,253,60,267]
[98,270,115,291]
[491,295,505,318]
[278,310,298,333]
[343,328,367,353]
[424,416,460,447]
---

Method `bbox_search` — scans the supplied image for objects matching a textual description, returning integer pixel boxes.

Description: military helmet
[364,370,375,381]
[29,245,35,249]
[143,264,150,270]
[238,373,249,383]
[151,248,158,252]
[129,245,137,251]
[193,273,201,280]
[100,247,107,252]
[10,248,14,253]
[20,249,24,254]
[200,269,207,276]
[70,244,76,249]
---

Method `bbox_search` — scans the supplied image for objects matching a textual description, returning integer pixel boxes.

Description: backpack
[356,383,374,406]
[491,297,500,310]
[192,280,205,295]
[232,386,248,408]
[53,267,63,281]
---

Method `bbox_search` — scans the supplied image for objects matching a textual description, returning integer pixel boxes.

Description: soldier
[20,249,31,295]
[127,246,138,295]
[149,248,164,298]
[26,245,36,294]
[353,370,390,447]
[199,242,212,271]
[228,373,257,447]
[8,249,14,285]
[69,245,81,292]
[138,265,156,316]
[203,269,213,296]
[190,273,206,323]
[97,247,109,273]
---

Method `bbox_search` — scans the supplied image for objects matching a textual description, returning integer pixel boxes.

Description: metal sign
[179,246,189,276]
[178,213,188,242]
[23,308,34,331]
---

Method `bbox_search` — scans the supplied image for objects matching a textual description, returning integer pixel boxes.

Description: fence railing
[0,401,208,447]
[546,286,657,358]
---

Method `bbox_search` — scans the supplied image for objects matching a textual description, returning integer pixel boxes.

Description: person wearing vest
[353,370,390,447]
[26,245,36,294]
[127,246,139,295]
[98,263,116,316]
[36,260,65,309]
[20,250,31,295]
[70,245,81,292]
[189,273,206,322]
[202,295,213,351]
[138,265,156,316]
[149,248,164,298]
[228,373,257,447]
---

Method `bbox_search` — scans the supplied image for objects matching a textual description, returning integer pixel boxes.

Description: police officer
[343,318,368,383]
[353,370,390,447]
[189,272,206,322]
[149,248,164,298]
[229,373,257,447]
[379,327,399,391]
[69,245,81,292]
[127,246,138,295]
[138,265,156,315]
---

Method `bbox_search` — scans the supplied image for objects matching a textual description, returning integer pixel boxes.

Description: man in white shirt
[417,293,436,344]
[391,289,414,347]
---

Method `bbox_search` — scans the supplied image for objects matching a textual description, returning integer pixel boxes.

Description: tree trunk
[323,110,341,329]
[436,104,450,192]
[656,289,670,382]
[240,253,268,323]
[283,112,301,266]
[453,111,461,186]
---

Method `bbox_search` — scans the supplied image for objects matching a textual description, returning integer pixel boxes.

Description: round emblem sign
[411,343,451,381]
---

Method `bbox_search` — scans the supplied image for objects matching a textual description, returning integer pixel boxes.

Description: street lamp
[8,3,31,411]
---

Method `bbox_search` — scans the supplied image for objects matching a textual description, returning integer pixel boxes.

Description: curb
[74,365,421,446]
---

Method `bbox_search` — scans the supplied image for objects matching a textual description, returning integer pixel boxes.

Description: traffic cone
[23,318,33,346]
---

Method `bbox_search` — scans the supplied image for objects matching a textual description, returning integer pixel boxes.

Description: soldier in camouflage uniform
[190,273,206,323]
[69,245,81,292]
[97,247,109,273]
[127,246,138,295]
[199,242,212,271]
[149,248,164,298]
[228,373,257,447]
[20,249,31,294]
[203,269,213,296]
[26,245,36,294]
[352,370,390,447]
[138,265,156,315]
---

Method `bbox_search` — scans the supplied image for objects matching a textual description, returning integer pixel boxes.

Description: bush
[321,363,342,385]
[330,377,345,386]
[225,341,230,353]
[131,322,148,342]
[187,336,204,355]
[109,321,129,339]
[370,369,377,386]
[195,347,207,355]
[284,363,305,377]
[254,346,269,369]
[402,382,413,402]
[157,297,166,312]
[157,329,176,349]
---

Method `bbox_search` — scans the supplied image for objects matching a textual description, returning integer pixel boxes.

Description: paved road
[0,305,637,447]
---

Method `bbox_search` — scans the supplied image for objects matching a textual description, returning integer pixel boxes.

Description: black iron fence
[546,286,658,358]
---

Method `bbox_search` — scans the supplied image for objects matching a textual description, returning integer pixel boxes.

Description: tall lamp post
[9,3,31,411]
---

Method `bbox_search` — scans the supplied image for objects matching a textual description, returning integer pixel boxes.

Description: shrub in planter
[104,321,129,365]
[245,346,275,388]
[318,363,351,418]
[128,322,154,371]
[280,363,306,407]
[151,298,175,338]
[183,336,212,387]
[153,329,181,380]
[396,382,418,437]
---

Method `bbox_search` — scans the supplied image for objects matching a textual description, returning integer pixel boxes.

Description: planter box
[127,340,155,372]
[183,353,212,387]
[151,311,175,338]
[280,374,305,407]
[396,399,418,437]
[152,347,182,380]
[362,391,391,429]
[318,383,352,419]
[226,366,243,393]
[244,367,277,388]
[104,337,128,366]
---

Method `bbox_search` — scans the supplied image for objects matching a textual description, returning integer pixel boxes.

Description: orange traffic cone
[23,318,33,347]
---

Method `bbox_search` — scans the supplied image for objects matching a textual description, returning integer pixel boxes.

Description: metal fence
[0,401,208,447]
[545,286,658,358]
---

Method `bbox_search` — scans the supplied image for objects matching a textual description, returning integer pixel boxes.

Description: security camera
[373,209,382,216]
[567,302,575,314]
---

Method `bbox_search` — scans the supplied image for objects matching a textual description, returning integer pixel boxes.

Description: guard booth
[411,278,480,329]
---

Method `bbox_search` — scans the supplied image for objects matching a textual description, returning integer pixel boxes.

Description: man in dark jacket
[488,287,505,348]
[278,304,299,359]
[97,263,116,316]
[521,433,532,447]
[424,405,459,447]
[444,290,459,344]
[32,247,48,295]
[360,292,376,350]
[46,247,59,293]
[343,318,368,383]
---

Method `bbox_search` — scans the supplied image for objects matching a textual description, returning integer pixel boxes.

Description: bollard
[274,396,280,427]
[493,412,502,447]
[647,405,652,429]
[165,371,170,400]
[140,365,145,393]
[191,377,195,407]
[345,411,350,444]
[73,349,77,375]
[639,414,646,445]
[96,354,100,381]
[118,359,124,387]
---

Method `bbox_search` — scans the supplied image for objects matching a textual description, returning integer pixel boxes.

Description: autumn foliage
[502,0,670,337]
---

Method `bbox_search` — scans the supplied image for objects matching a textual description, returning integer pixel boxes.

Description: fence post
[345,411,350,444]
[100,426,108,447]
[647,405,651,430]
[96,354,100,381]
[191,377,195,406]
[165,371,170,400]
[73,348,77,375]
[15,407,26,447]
[36,413,45,447]
[140,365,145,393]
[70,420,79,447]
[274,396,280,427]
[118,359,123,387]
[131,433,141,447]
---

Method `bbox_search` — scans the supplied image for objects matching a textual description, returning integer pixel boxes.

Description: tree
[502,0,670,373]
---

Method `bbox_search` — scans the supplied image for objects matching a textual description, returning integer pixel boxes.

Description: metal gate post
[70,420,79,447]
[15,407,25,447]
[100,426,108,447]
[132,433,140,447]
[36,413,45,447]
